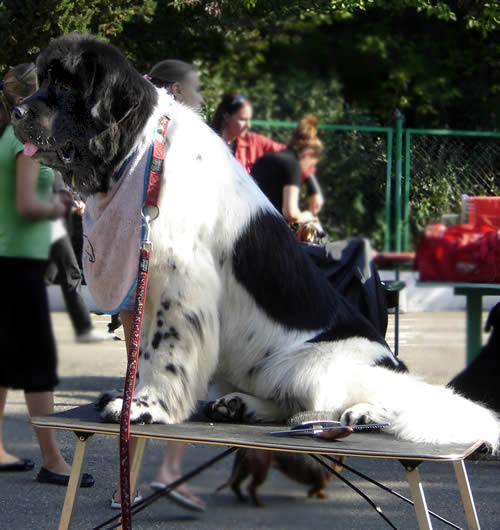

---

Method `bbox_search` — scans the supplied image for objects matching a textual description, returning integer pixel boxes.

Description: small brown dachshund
[216,448,343,506]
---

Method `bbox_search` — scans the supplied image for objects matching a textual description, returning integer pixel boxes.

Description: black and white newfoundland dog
[13,34,500,451]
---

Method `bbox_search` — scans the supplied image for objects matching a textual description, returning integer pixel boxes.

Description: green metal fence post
[384,129,393,252]
[403,129,411,251]
[394,110,404,252]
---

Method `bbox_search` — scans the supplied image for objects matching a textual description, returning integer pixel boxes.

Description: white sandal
[150,481,206,512]
[110,490,143,509]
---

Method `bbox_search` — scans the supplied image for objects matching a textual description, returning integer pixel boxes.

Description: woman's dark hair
[0,62,37,137]
[148,59,196,89]
[211,93,251,134]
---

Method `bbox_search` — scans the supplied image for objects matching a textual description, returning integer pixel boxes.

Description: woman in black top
[252,114,389,336]
[251,114,323,224]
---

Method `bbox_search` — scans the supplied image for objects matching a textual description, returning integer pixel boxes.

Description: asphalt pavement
[1,310,499,529]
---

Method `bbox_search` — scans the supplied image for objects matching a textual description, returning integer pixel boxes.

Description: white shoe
[76,328,116,343]
[110,490,143,509]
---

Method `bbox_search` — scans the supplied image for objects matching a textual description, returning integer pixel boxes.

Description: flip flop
[150,481,206,512]
[0,458,34,472]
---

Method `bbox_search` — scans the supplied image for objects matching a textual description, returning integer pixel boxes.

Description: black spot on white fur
[132,411,153,424]
[184,312,203,342]
[375,355,406,372]
[161,299,171,311]
[166,363,177,375]
[168,326,180,340]
[152,331,162,349]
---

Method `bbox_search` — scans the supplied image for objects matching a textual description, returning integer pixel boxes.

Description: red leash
[119,116,169,529]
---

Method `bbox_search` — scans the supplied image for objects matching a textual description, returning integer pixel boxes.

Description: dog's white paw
[204,394,254,422]
[204,392,284,423]
[340,403,391,426]
[96,390,172,424]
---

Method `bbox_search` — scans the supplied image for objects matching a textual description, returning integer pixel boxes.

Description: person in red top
[212,93,324,215]
[211,93,284,173]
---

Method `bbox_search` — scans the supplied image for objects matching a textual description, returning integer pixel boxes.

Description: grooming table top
[32,403,482,462]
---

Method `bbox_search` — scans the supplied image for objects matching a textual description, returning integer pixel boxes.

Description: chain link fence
[253,120,500,251]
[403,130,500,250]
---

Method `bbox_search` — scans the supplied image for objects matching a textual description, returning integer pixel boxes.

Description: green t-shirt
[0,125,54,259]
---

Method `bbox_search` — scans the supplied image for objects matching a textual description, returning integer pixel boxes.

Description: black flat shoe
[0,458,35,472]
[36,467,95,488]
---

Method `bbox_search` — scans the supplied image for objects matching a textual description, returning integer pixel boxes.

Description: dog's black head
[12,33,157,195]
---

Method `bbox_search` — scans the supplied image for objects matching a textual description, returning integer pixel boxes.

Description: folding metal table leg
[453,460,480,530]
[405,466,433,530]
[58,432,93,530]
[129,437,147,496]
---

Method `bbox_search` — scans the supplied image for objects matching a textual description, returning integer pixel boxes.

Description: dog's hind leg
[204,392,286,423]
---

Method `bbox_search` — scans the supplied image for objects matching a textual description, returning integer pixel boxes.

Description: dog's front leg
[99,288,220,424]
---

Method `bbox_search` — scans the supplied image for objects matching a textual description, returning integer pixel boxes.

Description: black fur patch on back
[374,355,408,372]
[232,210,385,344]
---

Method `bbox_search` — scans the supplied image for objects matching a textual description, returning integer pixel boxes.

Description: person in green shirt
[0,63,93,487]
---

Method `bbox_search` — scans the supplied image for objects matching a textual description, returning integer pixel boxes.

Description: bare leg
[153,441,206,509]
[120,309,134,349]
[25,391,71,475]
[0,387,21,465]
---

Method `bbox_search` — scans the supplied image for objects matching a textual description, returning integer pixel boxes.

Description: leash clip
[141,204,159,249]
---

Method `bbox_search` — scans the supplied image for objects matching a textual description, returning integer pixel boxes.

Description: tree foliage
[1,0,498,129]
[1,0,499,245]
[0,0,155,72]
[152,0,499,129]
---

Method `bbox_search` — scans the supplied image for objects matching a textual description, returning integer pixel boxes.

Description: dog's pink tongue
[23,142,39,157]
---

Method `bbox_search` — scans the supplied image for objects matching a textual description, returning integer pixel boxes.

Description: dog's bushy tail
[309,367,500,453]
[360,371,500,453]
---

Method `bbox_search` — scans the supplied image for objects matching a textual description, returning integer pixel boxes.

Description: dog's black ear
[80,50,98,101]
[81,46,141,163]
[80,49,130,163]
[485,302,500,332]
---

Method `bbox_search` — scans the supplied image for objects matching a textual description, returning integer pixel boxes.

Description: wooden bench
[32,403,484,530]
[416,281,500,364]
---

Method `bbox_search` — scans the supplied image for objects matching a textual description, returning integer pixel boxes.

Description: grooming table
[32,403,483,530]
